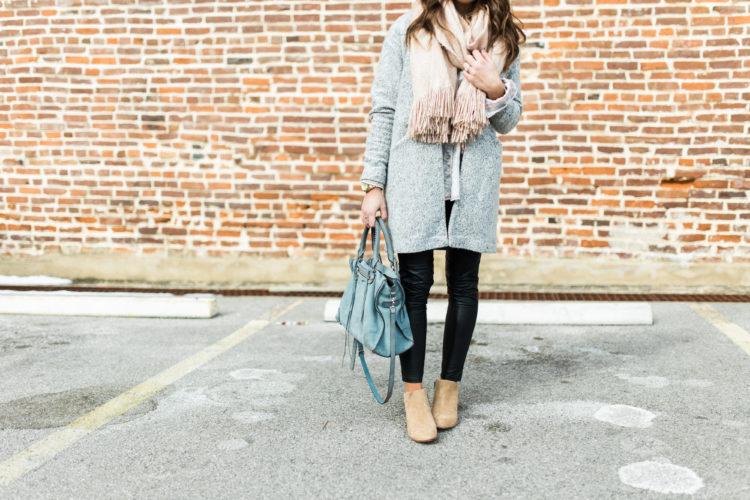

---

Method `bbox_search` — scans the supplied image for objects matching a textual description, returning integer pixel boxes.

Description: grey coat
[360,12,523,255]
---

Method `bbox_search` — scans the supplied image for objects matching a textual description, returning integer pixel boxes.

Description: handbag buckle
[357,266,374,283]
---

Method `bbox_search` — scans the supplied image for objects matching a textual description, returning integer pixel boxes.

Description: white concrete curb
[0,291,218,319]
[325,299,652,325]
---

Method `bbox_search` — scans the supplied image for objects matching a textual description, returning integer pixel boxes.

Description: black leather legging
[397,199,482,383]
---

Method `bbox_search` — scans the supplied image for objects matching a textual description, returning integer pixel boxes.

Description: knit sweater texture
[363,74,516,200]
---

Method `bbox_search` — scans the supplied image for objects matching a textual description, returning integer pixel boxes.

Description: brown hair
[405,0,526,74]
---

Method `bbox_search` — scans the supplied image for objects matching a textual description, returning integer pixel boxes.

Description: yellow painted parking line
[691,303,750,357]
[0,299,304,487]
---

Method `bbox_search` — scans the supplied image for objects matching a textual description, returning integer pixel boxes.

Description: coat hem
[393,236,498,255]
[392,235,448,255]
[447,236,499,254]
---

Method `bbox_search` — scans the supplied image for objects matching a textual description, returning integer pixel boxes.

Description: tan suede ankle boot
[431,379,459,429]
[403,388,438,443]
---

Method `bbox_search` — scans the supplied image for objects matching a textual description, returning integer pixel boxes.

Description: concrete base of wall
[1,253,749,294]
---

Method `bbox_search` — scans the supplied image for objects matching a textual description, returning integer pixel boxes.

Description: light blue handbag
[335,215,414,404]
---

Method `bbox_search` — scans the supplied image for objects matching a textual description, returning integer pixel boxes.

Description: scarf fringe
[407,0,507,147]
[450,87,487,147]
[407,86,454,144]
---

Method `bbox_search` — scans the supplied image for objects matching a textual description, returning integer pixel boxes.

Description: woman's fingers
[464,51,477,69]
[363,211,373,227]
[464,49,490,76]
[466,49,488,66]
[362,208,375,227]
[361,191,386,227]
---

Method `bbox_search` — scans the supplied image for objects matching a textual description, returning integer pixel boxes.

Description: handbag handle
[374,216,397,268]
[357,216,397,271]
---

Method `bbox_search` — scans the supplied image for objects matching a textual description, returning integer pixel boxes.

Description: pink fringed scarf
[407,0,508,149]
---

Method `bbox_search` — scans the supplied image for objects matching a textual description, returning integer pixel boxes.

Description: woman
[359,0,525,443]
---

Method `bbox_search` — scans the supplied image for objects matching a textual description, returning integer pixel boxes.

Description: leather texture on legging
[397,199,482,383]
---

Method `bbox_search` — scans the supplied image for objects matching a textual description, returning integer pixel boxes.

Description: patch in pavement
[207,379,297,400]
[106,386,218,427]
[216,438,250,450]
[593,404,656,428]
[229,368,280,380]
[467,400,609,424]
[300,355,336,362]
[106,367,306,429]
[484,421,512,433]
[721,419,747,428]
[680,379,714,387]
[0,334,72,352]
[0,385,157,429]
[614,373,670,388]
[230,410,275,423]
[615,373,714,388]
[618,459,704,494]
[466,342,636,377]
[220,368,305,418]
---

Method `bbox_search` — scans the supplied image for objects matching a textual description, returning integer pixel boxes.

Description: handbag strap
[354,290,397,404]
[373,216,398,270]
[356,224,383,262]
[343,224,376,368]
[356,217,398,271]
[355,224,372,261]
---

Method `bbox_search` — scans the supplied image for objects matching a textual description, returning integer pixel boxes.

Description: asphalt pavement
[1,297,749,498]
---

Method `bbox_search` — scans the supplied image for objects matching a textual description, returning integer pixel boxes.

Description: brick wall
[1,1,749,263]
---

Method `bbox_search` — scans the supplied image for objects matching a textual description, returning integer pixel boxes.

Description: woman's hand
[462,48,505,99]
[360,187,387,228]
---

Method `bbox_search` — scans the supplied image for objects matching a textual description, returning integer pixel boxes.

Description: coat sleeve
[488,50,523,135]
[360,21,404,189]
[484,77,517,118]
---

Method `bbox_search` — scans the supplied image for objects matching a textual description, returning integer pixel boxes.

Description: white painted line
[691,303,750,357]
[325,299,653,325]
[0,299,304,487]
[0,291,219,318]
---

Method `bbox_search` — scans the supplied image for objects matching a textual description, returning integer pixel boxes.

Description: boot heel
[431,379,459,429]
[403,388,438,443]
